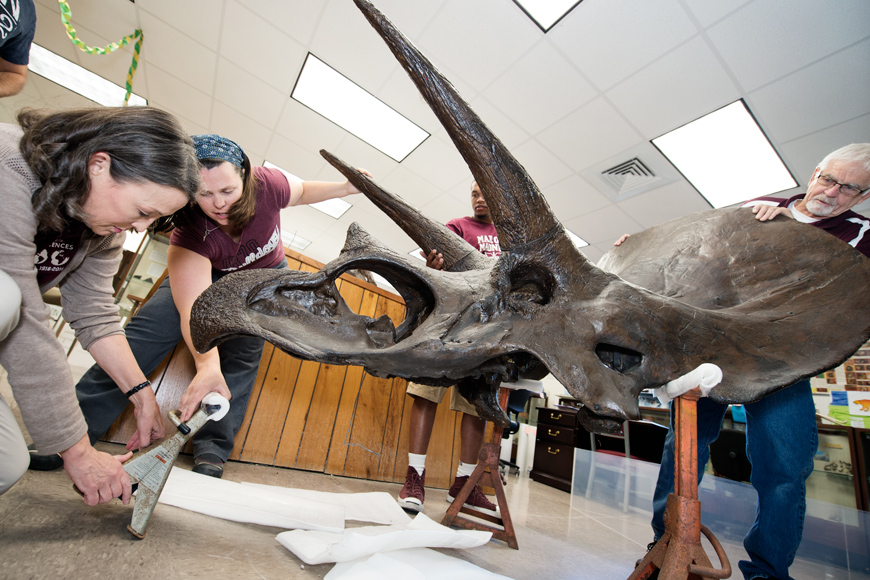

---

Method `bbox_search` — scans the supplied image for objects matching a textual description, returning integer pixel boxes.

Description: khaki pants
[406,382,477,416]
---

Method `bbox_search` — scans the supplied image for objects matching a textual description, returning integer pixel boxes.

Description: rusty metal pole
[628,388,731,580]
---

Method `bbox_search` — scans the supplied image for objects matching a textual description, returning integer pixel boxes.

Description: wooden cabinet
[530,406,579,492]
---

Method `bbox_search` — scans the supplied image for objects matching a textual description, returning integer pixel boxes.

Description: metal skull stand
[190,0,870,573]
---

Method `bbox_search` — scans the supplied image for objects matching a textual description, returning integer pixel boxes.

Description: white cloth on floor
[241,482,411,525]
[276,513,491,565]
[158,467,344,532]
[325,547,514,580]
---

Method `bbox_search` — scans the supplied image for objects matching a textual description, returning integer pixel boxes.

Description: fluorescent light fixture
[566,229,588,248]
[264,161,352,219]
[513,0,583,32]
[409,247,426,261]
[291,53,429,162]
[652,100,797,208]
[28,43,147,107]
[281,230,311,251]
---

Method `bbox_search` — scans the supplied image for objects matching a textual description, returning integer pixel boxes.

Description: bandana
[191,134,245,168]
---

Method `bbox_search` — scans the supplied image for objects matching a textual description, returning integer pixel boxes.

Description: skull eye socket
[507,264,553,308]
[595,343,642,374]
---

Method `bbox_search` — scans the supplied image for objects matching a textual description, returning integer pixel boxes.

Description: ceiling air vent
[600,158,657,194]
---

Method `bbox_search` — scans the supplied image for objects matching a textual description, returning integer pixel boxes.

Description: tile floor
[2,359,867,579]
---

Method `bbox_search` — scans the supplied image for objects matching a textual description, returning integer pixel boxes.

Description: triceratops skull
[190,0,870,432]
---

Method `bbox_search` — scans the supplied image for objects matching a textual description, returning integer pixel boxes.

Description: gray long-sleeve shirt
[0,123,125,454]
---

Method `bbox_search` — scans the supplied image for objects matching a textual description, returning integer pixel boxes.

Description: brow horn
[321,149,490,273]
[353,0,566,253]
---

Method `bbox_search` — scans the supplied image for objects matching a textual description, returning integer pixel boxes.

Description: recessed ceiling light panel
[28,44,147,107]
[513,0,583,32]
[652,100,797,208]
[291,53,429,162]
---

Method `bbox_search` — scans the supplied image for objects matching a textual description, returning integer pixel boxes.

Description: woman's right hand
[61,435,133,505]
[125,388,165,451]
[179,365,232,422]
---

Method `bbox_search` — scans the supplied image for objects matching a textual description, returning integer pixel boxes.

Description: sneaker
[447,475,499,516]
[27,444,64,471]
[398,466,425,513]
[635,540,659,579]
[192,454,224,479]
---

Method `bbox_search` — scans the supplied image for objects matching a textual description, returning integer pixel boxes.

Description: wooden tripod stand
[441,387,519,549]
[629,389,731,580]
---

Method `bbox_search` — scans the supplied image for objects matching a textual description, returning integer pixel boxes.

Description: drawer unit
[531,406,579,492]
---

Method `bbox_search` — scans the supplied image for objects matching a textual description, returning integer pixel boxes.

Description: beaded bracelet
[125,380,151,398]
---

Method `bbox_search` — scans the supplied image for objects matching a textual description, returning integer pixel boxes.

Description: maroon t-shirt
[171,167,291,272]
[743,194,870,258]
[446,216,501,257]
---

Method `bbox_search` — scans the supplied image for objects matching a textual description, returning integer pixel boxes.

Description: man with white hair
[643,143,870,580]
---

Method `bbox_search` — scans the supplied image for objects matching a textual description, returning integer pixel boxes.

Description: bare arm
[166,245,231,421]
[0,58,27,97]
[87,334,164,450]
[286,169,372,207]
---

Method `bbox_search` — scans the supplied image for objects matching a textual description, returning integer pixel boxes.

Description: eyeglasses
[815,174,869,198]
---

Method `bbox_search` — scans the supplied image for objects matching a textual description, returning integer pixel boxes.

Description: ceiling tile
[543,174,613,223]
[748,38,870,143]
[511,138,574,190]
[138,0,223,51]
[707,0,870,91]
[417,0,540,93]
[325,136,401,185]
[209,101,273,161]
[564,205,643,246]
[606,36,739,138]
[778,113,870,189]
[236,0,327,46]
[144,64,211,128]
[681,0,752,27]
[275,98,349,161]
[537,97,643,172]
[400,134,469,192]
[308,0,403,95]
[378,164,445,209]
[219,1,307,95]
[549,0,697,91]
[264,133,329,181]
[468,95,530,151]
[616,181,712,229]
[581,244,606,264]
[137,11,218,91]
[483,41,597,136]
[214,58,286,128]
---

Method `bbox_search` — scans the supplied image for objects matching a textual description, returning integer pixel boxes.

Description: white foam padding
[241,482,410,525]
[653,363,723,405]
[276,513,491,565]
[325,547,515,580]
[159,467,344,532]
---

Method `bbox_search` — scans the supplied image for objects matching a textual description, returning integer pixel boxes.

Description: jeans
[76,260,286,462]
[650,379,816,580]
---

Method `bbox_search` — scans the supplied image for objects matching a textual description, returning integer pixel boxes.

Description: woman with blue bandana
[70,134,367,478]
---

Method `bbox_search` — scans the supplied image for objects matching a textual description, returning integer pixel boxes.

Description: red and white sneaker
[398,466,425,513]
[447,475,500,516]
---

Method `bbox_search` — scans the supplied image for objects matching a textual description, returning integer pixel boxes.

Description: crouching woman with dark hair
[75,134,368,478]
[0,107,200,504]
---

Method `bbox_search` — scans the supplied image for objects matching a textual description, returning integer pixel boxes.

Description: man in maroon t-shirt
[398,181,502,515]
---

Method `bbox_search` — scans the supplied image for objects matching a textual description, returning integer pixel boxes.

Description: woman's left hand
[179,365,232,422]
[346,168,373,194]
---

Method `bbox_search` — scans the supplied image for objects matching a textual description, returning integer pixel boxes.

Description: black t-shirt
[33,219,87,288]
[0,0,36,65]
